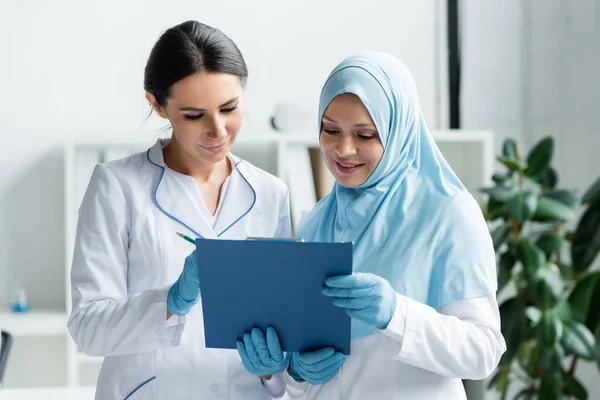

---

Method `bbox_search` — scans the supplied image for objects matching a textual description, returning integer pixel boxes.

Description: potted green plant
[482,136,600,399]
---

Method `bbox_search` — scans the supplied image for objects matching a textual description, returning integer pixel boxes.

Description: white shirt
[168,168,232,229]
[285,292,506,399]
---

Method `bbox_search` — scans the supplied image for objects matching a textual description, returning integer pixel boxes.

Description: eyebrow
[179,97,239,112]
[322,115,376,128]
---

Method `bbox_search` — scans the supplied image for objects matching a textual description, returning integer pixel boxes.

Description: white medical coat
[68,139,291,399]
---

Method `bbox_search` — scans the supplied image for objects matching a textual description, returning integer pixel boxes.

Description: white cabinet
[0,129,494,388]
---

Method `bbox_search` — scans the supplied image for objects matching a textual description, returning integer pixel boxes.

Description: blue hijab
[297,52,498,340]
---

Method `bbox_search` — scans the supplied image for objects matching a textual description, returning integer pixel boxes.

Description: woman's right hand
[288,347,345,385]
[167,250,200,316]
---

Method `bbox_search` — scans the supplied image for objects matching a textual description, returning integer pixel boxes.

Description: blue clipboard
[196,238,353,355]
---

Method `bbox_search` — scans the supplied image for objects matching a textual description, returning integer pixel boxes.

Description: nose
[207,116,227,140]
[335,134,357,158]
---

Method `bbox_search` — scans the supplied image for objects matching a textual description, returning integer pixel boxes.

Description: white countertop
[0,311,68,337]
[0,387,95,399]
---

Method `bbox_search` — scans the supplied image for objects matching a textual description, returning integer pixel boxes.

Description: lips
[201,142,227,154]
[334,159,364,174]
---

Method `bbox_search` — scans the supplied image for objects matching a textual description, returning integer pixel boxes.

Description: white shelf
[0,311,68,337]
[75,350,104,364]
[76,352,103,364]
[0,387,95,399]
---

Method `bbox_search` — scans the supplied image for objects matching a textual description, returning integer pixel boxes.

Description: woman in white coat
[68,21,291,399]
[284,52,507,399]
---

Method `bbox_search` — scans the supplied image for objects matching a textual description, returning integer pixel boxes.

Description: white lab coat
[284,293,506,399]
[68,139,291,400]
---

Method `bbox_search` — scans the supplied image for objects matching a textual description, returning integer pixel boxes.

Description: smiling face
[319,93,384,188]
[146,71,244,168]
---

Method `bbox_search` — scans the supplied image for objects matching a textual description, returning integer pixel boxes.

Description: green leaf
[498,297,526,366]
[479,186,516,202]
[497,155,528,171]
[492,172,514,186]
[517,240,546,286]
[539,374,563,399]
[500,381,509,400]
[533,196,575,222]
[537,265,564,294]
[536,232,563,258]
[564,374,588,400]
[596,326,600,373]
[487,367,509,391]
[507,235,519,258]
[555,298,573,322]
[582,175,600,205]
[561,319,596,360]
[523,317,539,341]
[498,251,516,292]
[492,225,511,250]
[502,138,518,159]
[584,280,600,333]
[533,267,564,308]
[540,344,564,375]
[572,203,600,272]
[525,306,542,325]
[514,388,535,400]
[525,136,554,178]
[538,167,558,190]
[565,231,575,241]
[506,191,538,222]
[557,262,575,282]
[540,309,563,347]
[516,340,538,377]
[543,189,580,208]
[492,173,506,184]
[487,369,500,390]
[486,198,507,220]
[568,271,600,323]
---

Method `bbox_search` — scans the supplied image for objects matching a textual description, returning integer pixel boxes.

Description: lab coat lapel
[213,155,256,237]
[146,140,218,239]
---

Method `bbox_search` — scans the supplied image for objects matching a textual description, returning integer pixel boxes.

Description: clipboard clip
[246,236,305,242]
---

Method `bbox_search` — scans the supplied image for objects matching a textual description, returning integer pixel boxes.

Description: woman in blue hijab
[284,52,506,399]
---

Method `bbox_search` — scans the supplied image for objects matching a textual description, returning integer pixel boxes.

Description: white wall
[461,0,527,153]
[0,0,443,308]
[462,1,600,398]
[462,0,600,193]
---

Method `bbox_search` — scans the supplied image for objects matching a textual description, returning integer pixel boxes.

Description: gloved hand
[288,347,345,385]
[323,272,397,329]
[237,327,289,376]
[167,250,200,316]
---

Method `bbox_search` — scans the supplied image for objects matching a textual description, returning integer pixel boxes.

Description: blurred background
[0,1,598,399]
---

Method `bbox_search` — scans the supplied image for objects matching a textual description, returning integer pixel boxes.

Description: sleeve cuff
[155,285,186,347]
[392,295,438,363]
[380,292,408,346]
[284,368,309,397]
[262,373,286,398]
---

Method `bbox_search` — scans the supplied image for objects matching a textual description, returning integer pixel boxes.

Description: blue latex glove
[323,272,397,329]
[167,250,200,316]
[288,347,345,385]
[237,327,289,376]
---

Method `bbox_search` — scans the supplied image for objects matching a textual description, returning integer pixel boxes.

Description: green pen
[176,232,196,245]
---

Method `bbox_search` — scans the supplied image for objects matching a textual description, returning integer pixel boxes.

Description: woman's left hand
[237,327,289,377]
[323,272,397,329]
